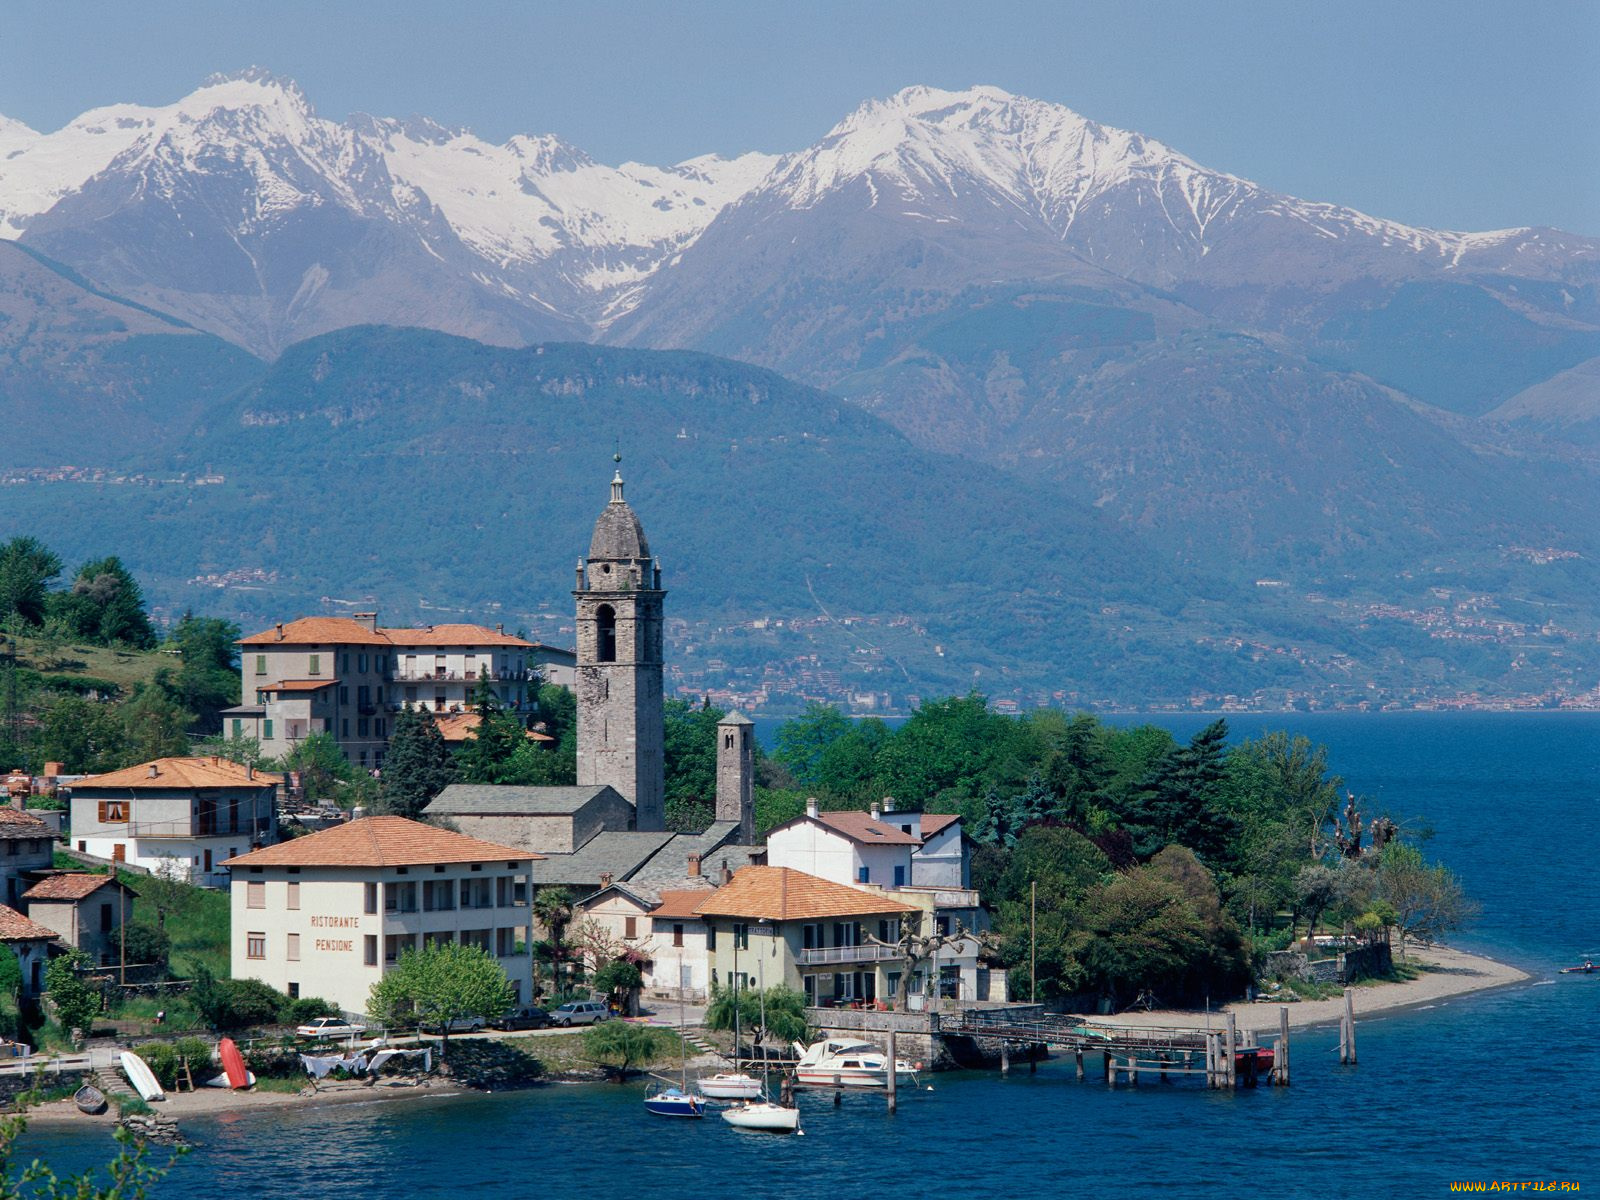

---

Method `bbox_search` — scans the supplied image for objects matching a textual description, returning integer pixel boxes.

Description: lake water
[25,714,1600,1196]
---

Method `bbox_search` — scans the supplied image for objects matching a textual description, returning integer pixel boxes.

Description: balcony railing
[795,944,899,966]
[388,669,537,684]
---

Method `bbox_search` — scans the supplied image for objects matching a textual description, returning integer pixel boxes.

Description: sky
[1,0,1596,235]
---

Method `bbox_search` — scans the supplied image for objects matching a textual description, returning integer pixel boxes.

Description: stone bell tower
[715,711,755,845]
[574,462,666,832]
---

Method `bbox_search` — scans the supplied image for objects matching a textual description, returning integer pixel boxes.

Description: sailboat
[720,958,802,1133]
[645,955,706,1118]
[699,967,761,1099]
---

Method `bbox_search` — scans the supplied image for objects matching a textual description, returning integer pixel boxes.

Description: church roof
[425,784,622,816]
[530,831,677,888]
[719,711,754,726]
[588,471,651,561]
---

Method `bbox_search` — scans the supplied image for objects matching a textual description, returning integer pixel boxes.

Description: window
[706,925,717,950]
[255,655,266,675]
[893,865,906,887]
[857,866,870,884]
[287,933,300,961]
[100,903,114,933]
[246,932,266,960]
[98,801,129,824]
[341,654,349,672]
[803,924,819,949]
[732,922,749,950]
[357,718,369,738]
[595,604,617,662]
[364,935,378,966]
[386,882,417,913]
[724,732,733,749]
[263,719,273,740]
[339,686,349,704]
[364,882,378,914]
[673,923,684,948]
[308,653,321,675]
[624,916,638,939]
[358,654,367,673]
[286,881,300,910]
[423,880,456,912]
[246,881,265,909]
[376,718,386,738]
[342,719,349,737]
[288,982,300,999]
[232,718,243,739]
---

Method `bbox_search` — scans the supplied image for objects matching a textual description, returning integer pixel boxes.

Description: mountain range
[1,72,1597,707]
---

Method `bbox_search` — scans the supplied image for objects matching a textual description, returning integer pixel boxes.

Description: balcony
[388,669,536,684]
[795,944,899,967]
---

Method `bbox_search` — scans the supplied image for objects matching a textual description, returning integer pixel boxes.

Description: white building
[68,758,280,887]
[225,816,540,1017]
[764,801,999,1006]
[574,880,715,1002]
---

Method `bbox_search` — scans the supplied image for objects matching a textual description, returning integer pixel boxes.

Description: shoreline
[18,944,1533,1133]
[1082,944,1532,1036]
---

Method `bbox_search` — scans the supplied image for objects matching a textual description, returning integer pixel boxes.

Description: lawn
[0,632,169,695]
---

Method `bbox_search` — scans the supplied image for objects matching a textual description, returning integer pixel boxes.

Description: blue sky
[3,0,1596,234]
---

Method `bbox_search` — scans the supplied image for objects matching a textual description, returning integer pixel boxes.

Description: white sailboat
[720,959,802,1133]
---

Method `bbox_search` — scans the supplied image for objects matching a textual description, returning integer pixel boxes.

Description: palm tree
[532,886,575,999]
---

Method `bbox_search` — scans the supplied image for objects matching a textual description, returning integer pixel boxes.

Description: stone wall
[804,1006,954,1071]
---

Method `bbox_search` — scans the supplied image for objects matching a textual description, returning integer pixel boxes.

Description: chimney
[246,764,255,780]
[146,764,159,779]
[496,623,504,635]
[44,762,63,779]
[870,801,881,822]
[354,611,378,633]
[599,872,613,889]
[719,861,732,886]
[275,622,284,641]
[883,795,896,813]
[211,756,220,767]
[687,852,702,878]
[806,797,818,819]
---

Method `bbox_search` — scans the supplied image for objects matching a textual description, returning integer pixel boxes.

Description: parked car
[550,1001,610,1027]
[296,1016,367,1039]
[491,1007,553,1031]
[421,1015,486,1034]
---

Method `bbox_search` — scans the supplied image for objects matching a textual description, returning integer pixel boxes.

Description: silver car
[550,1001,610,1027]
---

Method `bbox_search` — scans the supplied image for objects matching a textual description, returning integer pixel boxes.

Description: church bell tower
[574,462,666,832]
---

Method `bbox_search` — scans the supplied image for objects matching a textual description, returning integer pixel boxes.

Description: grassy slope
[0,632,170,695]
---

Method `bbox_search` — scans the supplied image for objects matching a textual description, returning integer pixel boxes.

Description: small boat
[202,1070,257,1088]
[1559,963,1596,974]
[722,1098,801,1133]
[792,1038,918,1089]
[219,1037,250,1089]
[73,1084,107,1115]
[119,1051,165,1102]
[697,1071,763,1100]
[1234,1046,1276,1072]
[643,1084,705,1118]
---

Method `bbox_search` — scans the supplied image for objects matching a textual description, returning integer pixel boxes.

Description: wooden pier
[947,1001,1327,1090]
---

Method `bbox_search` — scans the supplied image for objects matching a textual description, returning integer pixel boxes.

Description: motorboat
[722,1098,801,1133]
[792,1038,918,1089]
[644,1084,705,1118]
[697,1071,763,1100]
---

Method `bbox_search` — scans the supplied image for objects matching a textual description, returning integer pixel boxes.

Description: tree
[531,887,575,998]
[366,942,514,1056]
[45,950,100,1040]
[30,694,127,773]
[1378,843,1479,957]
[862,911,987,1011]
[454,684,532,785]
[53,556,155,648]
[593,959,643,1014]
[1294,864,1343,941]
[1121,719,1236,863]
[280,732,358,804]
[703,982,809,1050]
[378,706,458,818]
[583,1021,670,1081]
[0,536,61,627]
[132,858,196,932]
[119,686,193,763]
[993,826,1112,1000]
[662,697,725,831]
[157,614,241,732]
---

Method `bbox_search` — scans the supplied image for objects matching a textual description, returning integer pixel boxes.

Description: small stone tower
[716,711,755,844]
[574,465,666,832]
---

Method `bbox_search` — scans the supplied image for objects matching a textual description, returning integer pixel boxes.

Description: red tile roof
[381,624,533,648]
[432,713,554,744]
[652,888,714,919]
[694,867,912,921]
[814,812,922,846]
[22,873,117,902]
[73,758,281,790]
[239,617,390,646]
[919,814,961,836]
[0,905,60,941]
[224,816,541,869]
[264,679,337,693]
[0,808,52,838]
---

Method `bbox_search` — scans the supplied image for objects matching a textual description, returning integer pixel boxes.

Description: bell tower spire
[574,457,666,832]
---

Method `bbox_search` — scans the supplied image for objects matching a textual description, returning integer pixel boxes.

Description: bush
[122,923,171,970]
[173,1036,214,1078]
[284,996,340,1024]
[137,1041,180,1089]
[192,967,290,1031]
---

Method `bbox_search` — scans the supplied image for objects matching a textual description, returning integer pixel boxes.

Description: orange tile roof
[652,888,715,919]
[224,816,542,869]
[73,758,282,790]
[264,679,337,693]
[815,812,922,846]
[919,814,961,836]
[694,867,912,921]
[432,713,555,744]
[381,624,533,648]
[0,904,60,941]
[239,617,390,646]
[23,873,117,902]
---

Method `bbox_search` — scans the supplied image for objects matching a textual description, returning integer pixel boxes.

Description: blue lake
[24,714,1600,1196]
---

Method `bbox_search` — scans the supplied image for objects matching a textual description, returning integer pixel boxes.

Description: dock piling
[1276,1005,1291,1086]
[1075,1048,1084,1080]
[887,1031,897,1114]
[1224,1013,1238,1089]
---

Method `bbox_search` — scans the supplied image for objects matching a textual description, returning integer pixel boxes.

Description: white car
[296,1016,367,1039]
